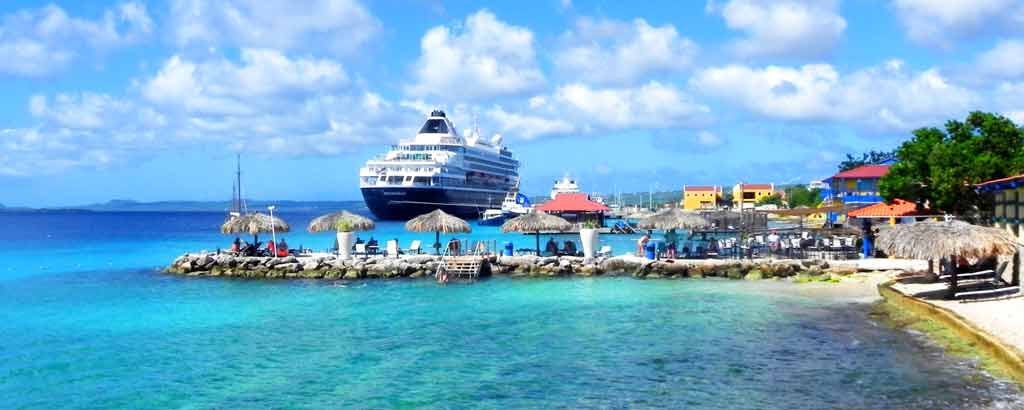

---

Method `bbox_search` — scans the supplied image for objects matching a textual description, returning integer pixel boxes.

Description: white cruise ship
[550,175,580,200]
[359,110,520,220]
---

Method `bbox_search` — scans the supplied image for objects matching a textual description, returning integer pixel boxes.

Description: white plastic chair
[597,245,612,257]
[386,240,400,258]
[406,240,422,255]
[354,243,367,259]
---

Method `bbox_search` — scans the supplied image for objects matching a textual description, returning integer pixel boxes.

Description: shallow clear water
[1,212,1021,409]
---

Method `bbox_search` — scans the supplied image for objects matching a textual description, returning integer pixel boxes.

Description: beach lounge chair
[354,243,367,259]
[385,240,400,258]
[405,240,422,255]
[597,245,612,257]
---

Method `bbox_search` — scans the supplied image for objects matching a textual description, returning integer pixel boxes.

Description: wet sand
[890,279,1024,356]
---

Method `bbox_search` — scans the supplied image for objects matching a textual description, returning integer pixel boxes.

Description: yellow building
[681,186,722,210]
[732,183,775,209]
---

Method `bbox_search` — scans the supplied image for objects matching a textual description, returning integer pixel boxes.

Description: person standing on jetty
[637,230,651,256]
[665,229,678,259]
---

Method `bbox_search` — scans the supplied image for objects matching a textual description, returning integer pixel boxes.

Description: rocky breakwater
[167,253,441,280]
[166,253,884,282]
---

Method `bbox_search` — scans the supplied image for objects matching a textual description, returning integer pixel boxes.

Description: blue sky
[2,0,1024,207]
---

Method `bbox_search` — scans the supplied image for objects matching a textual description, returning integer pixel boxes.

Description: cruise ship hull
[361,187,507,220]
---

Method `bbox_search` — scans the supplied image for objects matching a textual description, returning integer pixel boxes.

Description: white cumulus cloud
[707,0,846,58]
[892,0,1024,47]
[0,2,152,76]
[976,39,1024,80]
[407,9,544,100]
[169,0,380,54]
[691,60,978,131]
[486,81,711,139]
[141,50,348,116]
[555,17,698,85]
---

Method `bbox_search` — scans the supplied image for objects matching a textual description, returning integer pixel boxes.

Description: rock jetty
[166,253,903,281]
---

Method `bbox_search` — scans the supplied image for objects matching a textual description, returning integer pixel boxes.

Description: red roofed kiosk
[535,193,611,226]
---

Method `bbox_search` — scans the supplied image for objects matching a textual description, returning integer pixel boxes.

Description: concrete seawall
[166,253,922,281]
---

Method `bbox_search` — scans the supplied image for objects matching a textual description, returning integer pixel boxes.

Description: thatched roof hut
[637,208,709,231]
[307,211,375,233]
[761,204,857,217]
[502,212,573,254]
[405,209,471,233]
[876,220,1017,261]
[221,212,290,235]
[501,212,573,233]
[405,209,471,254]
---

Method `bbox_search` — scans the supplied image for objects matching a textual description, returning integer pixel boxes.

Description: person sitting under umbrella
[367,237,379,254]
[545,237,559,256]
[230,237,242,253]
[276,238,289,257]
[563,240,577,256]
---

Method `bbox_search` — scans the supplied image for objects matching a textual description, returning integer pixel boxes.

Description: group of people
[230,237,289,257]
[352,236,379,252]
[544,238,578,256]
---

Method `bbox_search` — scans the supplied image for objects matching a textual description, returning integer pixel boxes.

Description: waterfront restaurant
[731,183,774,210]
[977,174,1024,285]
[681,185,722,210]
[535,193,611,226]
[847,198,923,225]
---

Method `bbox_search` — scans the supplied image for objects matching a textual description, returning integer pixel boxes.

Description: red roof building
[830,164,892,179]
[847,199,922,219]
[825,164,892,206]
[685,185,719,191]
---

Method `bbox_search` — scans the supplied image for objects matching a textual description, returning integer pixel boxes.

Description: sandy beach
[890,278,1024,356]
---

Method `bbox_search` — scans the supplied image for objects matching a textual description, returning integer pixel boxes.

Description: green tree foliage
[838,150,897,172]
[879,112,1024,214]
[721,190,733,207]
[785,185,823,208]
[756,193,784,206]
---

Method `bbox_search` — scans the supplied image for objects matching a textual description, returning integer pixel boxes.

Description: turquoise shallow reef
[0,211,1022,409]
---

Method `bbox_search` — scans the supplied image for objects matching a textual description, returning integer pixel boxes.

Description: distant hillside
[58,199,367,213]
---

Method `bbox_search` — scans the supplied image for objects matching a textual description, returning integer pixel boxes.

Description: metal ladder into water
[436,240,491,283]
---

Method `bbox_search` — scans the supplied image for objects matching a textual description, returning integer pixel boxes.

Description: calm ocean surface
[1,211,1021,409]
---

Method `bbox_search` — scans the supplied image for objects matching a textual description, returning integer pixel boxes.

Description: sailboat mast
[236,154,245,214]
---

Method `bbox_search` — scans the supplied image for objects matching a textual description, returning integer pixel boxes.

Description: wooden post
[1013,249,1021,287]
[946,254,958,300]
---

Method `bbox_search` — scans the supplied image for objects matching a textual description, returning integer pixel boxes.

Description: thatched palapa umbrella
[876,220,1018,298]
[221,212,290,245]
[637,208,709,231]
[501,212,573,255]
[307,211,375,256]
[405,209,471,254]
[876,220,1017,262]
[763,204,860,229]
[307,211,375,233]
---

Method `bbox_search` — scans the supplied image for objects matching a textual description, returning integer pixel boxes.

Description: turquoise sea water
[1,211,1022,409]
